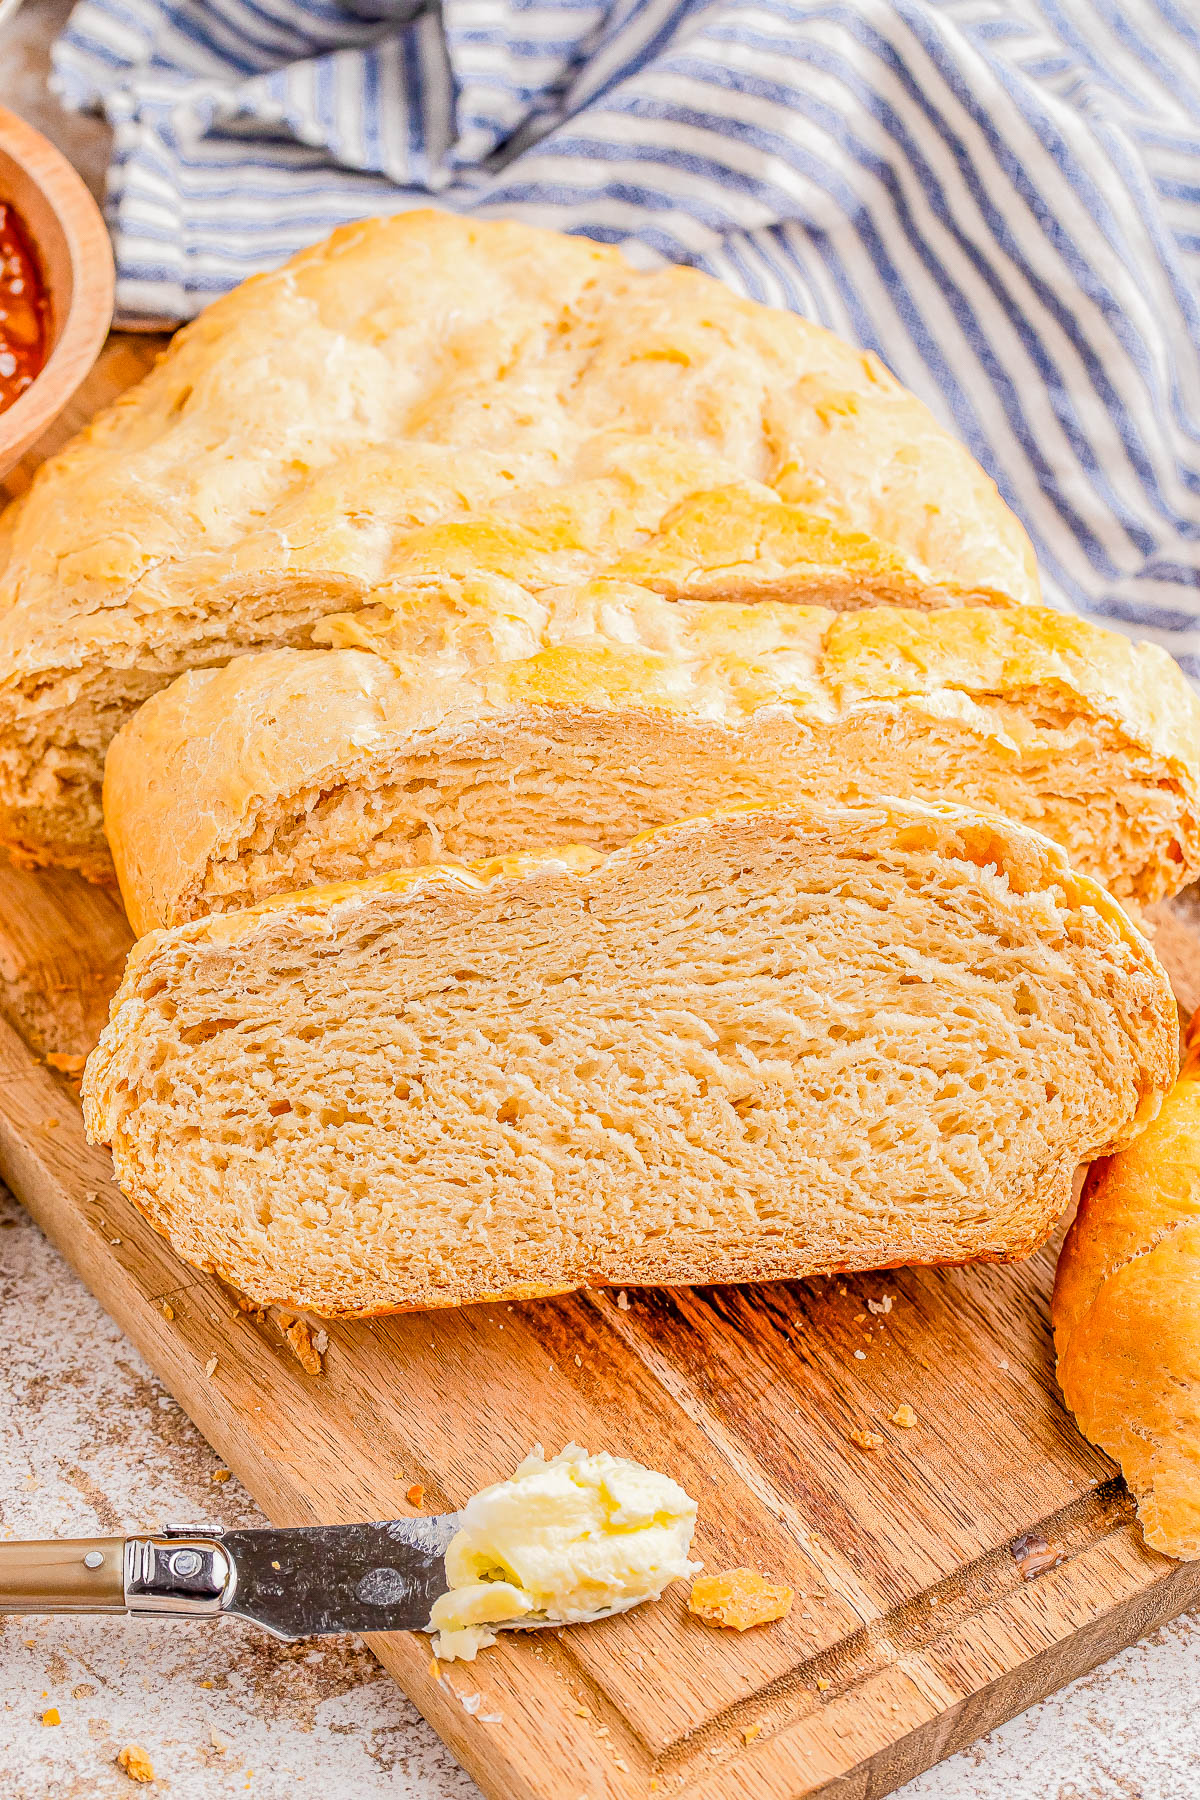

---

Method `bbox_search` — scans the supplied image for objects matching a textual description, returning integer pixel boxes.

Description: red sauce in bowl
[0,202,50,416]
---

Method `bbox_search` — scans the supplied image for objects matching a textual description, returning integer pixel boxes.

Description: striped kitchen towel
[51,0,1200,665]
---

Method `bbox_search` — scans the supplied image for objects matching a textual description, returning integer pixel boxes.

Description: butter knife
[0,1517,463,1640]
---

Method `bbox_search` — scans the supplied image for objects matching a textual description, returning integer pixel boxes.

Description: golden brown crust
[1053,1014,1200,1559]
[103,593,1200,936]
[607,484,1015,608]
[0,211,1037,874]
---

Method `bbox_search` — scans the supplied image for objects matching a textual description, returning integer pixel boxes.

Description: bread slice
[0,211,1037,879]
[104,588,1200,935]
[82,799,1178,1317]
[1053,1013,1200,1560]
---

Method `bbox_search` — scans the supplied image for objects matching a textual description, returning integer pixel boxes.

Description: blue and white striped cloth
[52,0,1200,670]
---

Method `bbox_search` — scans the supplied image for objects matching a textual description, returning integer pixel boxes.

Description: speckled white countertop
[2,9,1199,1794]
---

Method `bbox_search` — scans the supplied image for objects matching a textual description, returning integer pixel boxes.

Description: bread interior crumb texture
[84,804,1176,1315]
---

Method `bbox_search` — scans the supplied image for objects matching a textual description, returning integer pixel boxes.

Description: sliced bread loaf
[0,212,1036,879]
[82,800,1178,1316]
[104,589,1200,935]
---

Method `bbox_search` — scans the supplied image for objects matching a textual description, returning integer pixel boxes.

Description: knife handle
[0,1537,126,1613]
[0,1533,236,1619]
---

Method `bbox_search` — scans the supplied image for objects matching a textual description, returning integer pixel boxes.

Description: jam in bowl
[0,200,49,415]
[0,103,114,479]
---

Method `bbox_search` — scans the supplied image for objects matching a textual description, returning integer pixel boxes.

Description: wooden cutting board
[2,341,1200,1800]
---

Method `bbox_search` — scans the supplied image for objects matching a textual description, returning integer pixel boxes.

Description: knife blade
[219,1517,463,1637]
[0,1515,463,1640]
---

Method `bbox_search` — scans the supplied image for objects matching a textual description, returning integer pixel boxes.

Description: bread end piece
[1054,1015,1200,1560]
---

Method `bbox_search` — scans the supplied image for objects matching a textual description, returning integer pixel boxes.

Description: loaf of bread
[82,799,1178,1316]
[0,212,1037,879]
[1053,1014,1200,1560]
[104,586,1200,935]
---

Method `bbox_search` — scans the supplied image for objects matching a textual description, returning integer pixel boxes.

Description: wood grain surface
[1,340,1199,1800]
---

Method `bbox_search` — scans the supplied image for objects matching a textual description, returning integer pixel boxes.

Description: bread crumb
[159,1301,175,1321]
[688,1569,793,1630]
[116,1745,155,1782]
[867,1295,893,1315]
[46,1052,86,1076]
[209,1727,228,1754]
[849,1428,885,1450]
[211,1469,231,1484]
[890,1403,918,1429]
[72,1684,94,1700]
[406,1483,425,1506]
[742,1721,762,1743]
[854,1313,866,1322]
[203,1355,218,1379]
[817,1677,831,1692]
[428,1655,441,1681]
[41,1707,60,1726]
[853,1349,867,1360]
[616,1291,630,1310]
[573,1703,590,1718]
[573,1354,582,1367]
[280,1315,325,1375]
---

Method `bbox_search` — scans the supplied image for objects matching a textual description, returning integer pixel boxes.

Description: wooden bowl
[0,105,114,479]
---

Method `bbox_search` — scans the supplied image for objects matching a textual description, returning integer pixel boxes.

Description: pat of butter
[427,1442,699,1661]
